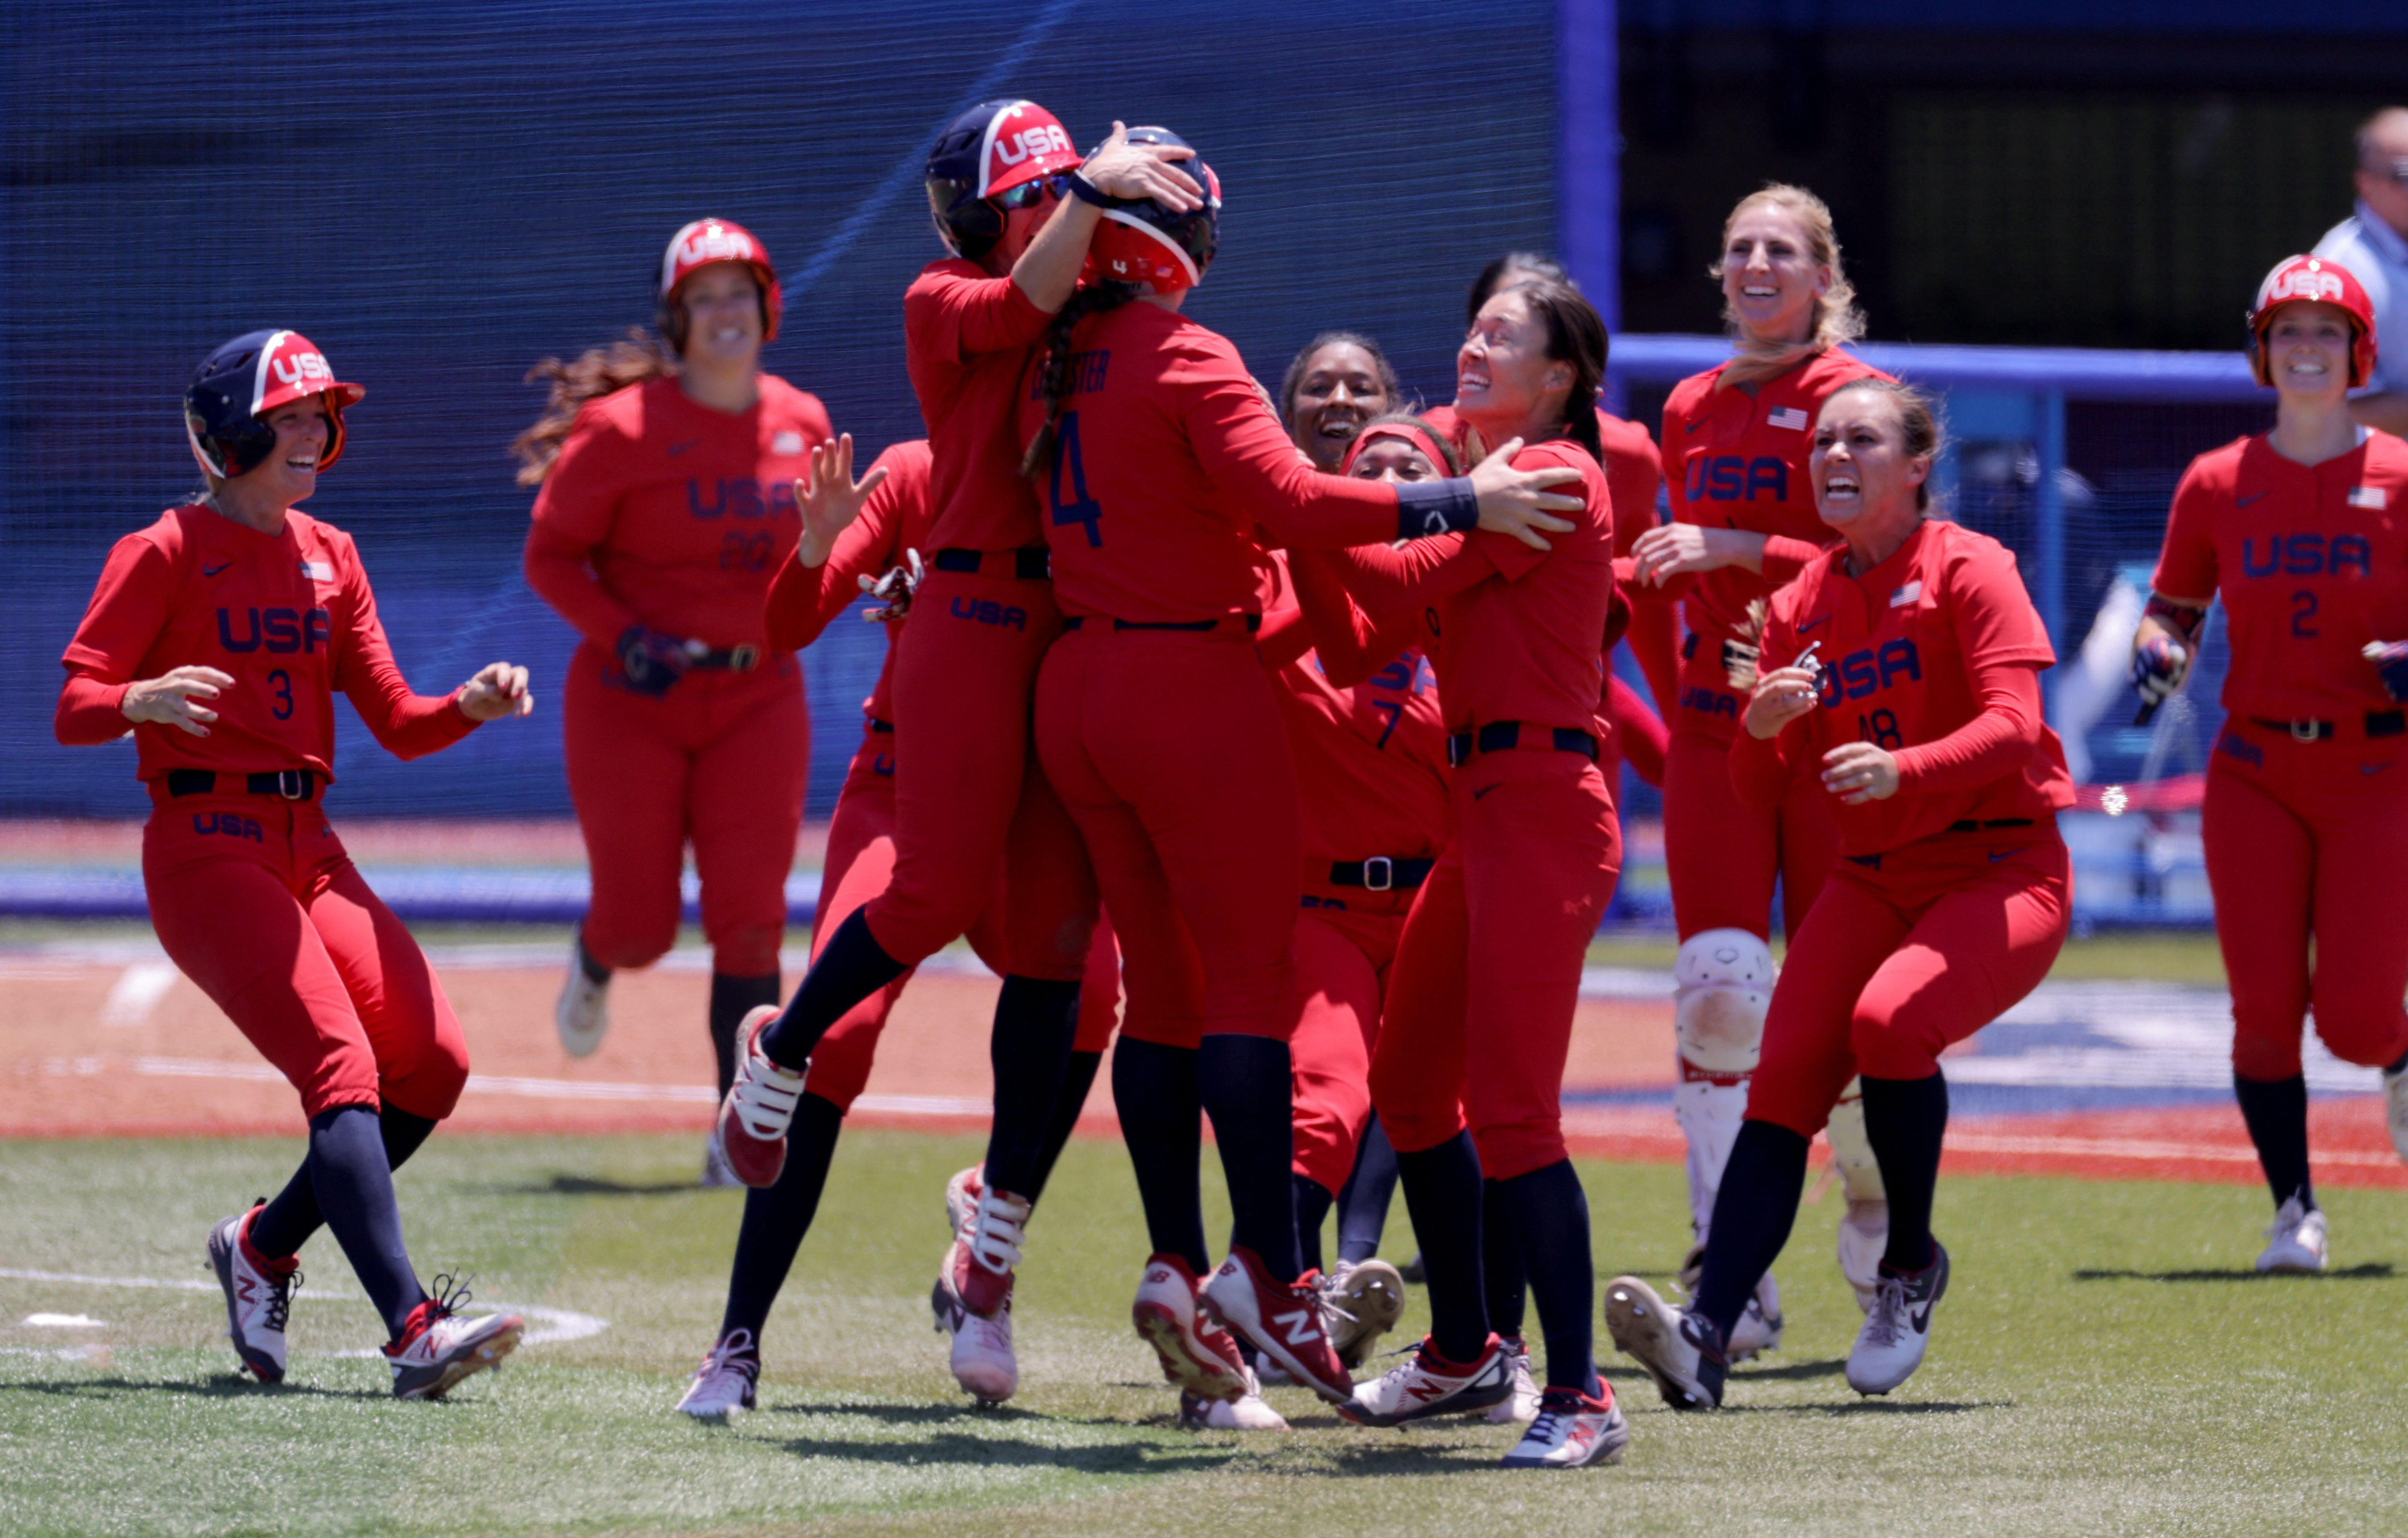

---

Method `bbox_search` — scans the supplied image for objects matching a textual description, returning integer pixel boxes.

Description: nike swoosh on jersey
[202,562,234,577]
[667,439,701,456]
[1798,614,1832,632]
[2235,491,2268,507]
[2364,762,2395,776]
[1989,849,2014,862]
[1472,784,1500,800]
[1685,418,1708,434]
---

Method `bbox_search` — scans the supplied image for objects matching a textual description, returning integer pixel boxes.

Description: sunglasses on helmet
[992,174,1071,212]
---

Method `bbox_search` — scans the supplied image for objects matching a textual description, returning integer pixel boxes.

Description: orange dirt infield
[5,950,2399,1190]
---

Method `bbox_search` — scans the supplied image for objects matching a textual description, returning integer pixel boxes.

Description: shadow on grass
[770,1429,1240,1478]
[1737,1398,2011,1417]
[769,1400,1126,1431]
[495,1174,715,1197]
[2073,1263,2393,1283]
[1732,1356,1847,1383]
[0,1374,384,1403]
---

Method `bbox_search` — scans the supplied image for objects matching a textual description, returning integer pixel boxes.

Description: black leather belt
[166,769,317,802]
[1061,614,1262,633]
[1945,818,2035,833]
[868,718,895,734]
[2251,711,2406,741]
[1328,857,1434,892]
[688,644,761,671]
[1445,721,1600,767]
[933,547,1051,580]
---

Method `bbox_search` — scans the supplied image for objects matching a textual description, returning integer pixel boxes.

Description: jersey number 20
[1049,412,1104,548]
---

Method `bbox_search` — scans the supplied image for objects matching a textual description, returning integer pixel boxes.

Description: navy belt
[166,769,317,802]
[2249,711,2406,741]
[1061,614,1263,633]
[868,718,895,734]
[1445,721,1600,767]
[933,547,1051,580]
[1328,857,1433,892]
[1944,818,2035,833]
[688,644,761,671]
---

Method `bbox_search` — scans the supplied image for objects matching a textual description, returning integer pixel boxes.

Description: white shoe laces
[2263,1197,2312,1246]
[966,1188,1030,1276]
[697,1328,758,1382]
[729,1045,805,1139]
[1863,1276,1908,1350]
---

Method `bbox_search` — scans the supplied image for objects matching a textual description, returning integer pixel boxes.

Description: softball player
[57,330,532,1399]
[1011,130,1581,1414]
[1624,186,1894,1340]
[1302,281,1630,1469]
[2132,254,2408,1272]
[1607,378,2075,1407]
[519,218,831,1184]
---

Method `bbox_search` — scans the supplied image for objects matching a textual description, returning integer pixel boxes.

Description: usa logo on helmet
[2247,254,2378,390]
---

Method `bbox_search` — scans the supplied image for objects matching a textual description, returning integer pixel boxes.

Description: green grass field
[3,1131,2402,1537]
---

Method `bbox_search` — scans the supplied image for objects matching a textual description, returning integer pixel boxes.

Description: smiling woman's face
[1288,341,1394,472]
[1721,203,1828,348]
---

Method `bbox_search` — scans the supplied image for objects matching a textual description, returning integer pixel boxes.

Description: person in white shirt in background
[2316,107,2408,436]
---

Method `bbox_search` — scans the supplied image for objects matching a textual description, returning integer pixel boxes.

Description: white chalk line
[0,1267,607,1347]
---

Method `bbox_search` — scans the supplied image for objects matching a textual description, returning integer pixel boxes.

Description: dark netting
[3,0,1555,817]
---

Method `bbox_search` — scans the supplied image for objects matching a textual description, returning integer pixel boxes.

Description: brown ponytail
[512,329,680,487]
[1020,282,1143,479]
[1509,279,1608,464]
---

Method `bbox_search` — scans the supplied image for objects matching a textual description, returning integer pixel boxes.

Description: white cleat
[1838,1197,1891,1313]
[206,1203,299,1384]
[1500,1385,1631,1470]
[700,1132,739,1189]
[1180,1365,1290,1431]
[1603,1275,1724,1410]
[930,1264,1017,1405]
[676,1328,759,1418]
[944,1164,983,1239]
[1682,1242,1781,1360]
[2255,1196,2328,1274]
[2385,1061,2408,1166]
[1321,1258,1407,1370]
[1131,1254,1248,1402]
[1485,1335,1542,1424]
[1340,1333,1512,1427]
[384,1279,523,1401]
[1847,1242,1949,1397]
[554,932,611,1058]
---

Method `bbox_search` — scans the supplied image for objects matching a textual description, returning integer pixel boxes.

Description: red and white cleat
[1131,1254,1248,1402]
[1500,1383,1631,1469]
[715,1005,805,1189]
[943,1164,984,1240]
[948,1183,1030,1320]
[1340,1333,1513,1427]
[676,1328,760,1418]
[384,1277,522,1401]
[930,1264,1017,1405]
[1200,1247,1355,1406]
[206,1202,299,1384]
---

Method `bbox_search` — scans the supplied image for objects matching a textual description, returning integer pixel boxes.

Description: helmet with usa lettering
[1087,126,1219,296]
[657,217,782,349]
[183,329,365,480]
[925,100,1083,261]
[2247,254,2377,389]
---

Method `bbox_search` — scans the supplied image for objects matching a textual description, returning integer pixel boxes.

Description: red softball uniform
[905,258,1056,553]
[2152,430,2408,1079]
[1315,438,1622,1180]
[764,438,936,726]
[57,505,481,1123]
[1730,517,2075,1132]
[526,375,828,977]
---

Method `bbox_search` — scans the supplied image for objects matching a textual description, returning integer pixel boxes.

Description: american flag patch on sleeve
[1889,580,1922,607]
[1768,406,1810,430]
[2349,486,2389,510]
[301,560,334,581]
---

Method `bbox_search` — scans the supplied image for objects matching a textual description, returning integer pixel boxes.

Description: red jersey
[56,505,477,783]
[2151,430,2408,722]
[1743,518,2074,856]
[904,258,1058,553]
[763,439,935,724]
[1022,301,1402,623]
[1661,349,1890,648]
[524,374,832,650]
[1424,405,1661,555]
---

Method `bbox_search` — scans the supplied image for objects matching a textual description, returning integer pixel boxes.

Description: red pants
[1037,627,1298,1045]
[1663,684,1838,942]
[2203,721,2408,1080]
[1746,832,2070,1137]
[1287,899,1407,1196]
[143,794,469,1123]
[868,568,1095,979]
[564,642,806,976]
[802,725,1121,1110]
[1371,751,1620,1181]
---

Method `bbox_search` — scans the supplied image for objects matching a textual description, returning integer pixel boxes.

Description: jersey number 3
[1049,411,1104,548]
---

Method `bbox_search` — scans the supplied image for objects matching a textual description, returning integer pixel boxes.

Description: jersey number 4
[1049,411,1104,548]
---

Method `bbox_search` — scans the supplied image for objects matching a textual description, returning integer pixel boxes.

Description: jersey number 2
[1049,411,1104,548]
[2291,589,2319,638]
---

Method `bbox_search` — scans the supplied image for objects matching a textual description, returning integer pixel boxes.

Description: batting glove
[617,626,695,696]
[860,548,925,624]
[2130,634,2190,708]
[2365,639,2408,702]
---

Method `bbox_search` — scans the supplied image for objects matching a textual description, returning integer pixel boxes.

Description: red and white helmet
[924,100,1084,261]
[183,329,366,479]
[2248,254,2377,388]
[657,218,782,347]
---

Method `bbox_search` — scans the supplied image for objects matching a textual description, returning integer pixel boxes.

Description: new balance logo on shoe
[1276,1308,1321,1348]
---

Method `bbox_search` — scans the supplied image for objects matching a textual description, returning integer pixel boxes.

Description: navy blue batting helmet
[1087,127,1219,295]
[925,99,1082,261]
[183,330,364,480]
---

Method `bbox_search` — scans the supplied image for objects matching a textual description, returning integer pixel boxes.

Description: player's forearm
[54,671,132,746]
[1627,602,1683,717]
[1009,199,1104,316]
[1605,673,1669,789]
[348,673,480,760]
[1285,550,1420,689]
[524,534,639,650]
[1317,538,1493,645]
[1760,535,1828,584]
[1888,665,2043,793]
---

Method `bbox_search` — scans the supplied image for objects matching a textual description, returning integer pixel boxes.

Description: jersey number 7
[1049,411,1104,548]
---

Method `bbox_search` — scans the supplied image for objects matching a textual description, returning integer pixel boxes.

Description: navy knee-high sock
[1028,1049,1102,1205]
[252,1106,437,1261]
[303,1105,425,1338]
[983,977,1081,1197]
[1395,1131,1487,1363]
[710,972,782,1100]
[1294,1175,1336,1277]
[1113,1038,1208,1274]
[1336,1113,1400,1265]
[1496,1160,1596,1393]
[1197,1035,1302,1280]
[1693,1121,1810,1344]
[720,1093,846,1344]
[2233,1072,2314,1212]
[1481,1177,1528,1340]
[760,910,906,1070]
[1861,1073,1950,1273]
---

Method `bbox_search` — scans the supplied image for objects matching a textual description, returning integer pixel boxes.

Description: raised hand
[1744,663,1822,740]
[120,665,233,737]
[795,434,889,569]
[1077,121,1204,210]
[459,661,534,721]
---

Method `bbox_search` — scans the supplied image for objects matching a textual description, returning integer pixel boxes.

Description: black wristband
[1395,477,1480,541]
[1066,171,1114,208]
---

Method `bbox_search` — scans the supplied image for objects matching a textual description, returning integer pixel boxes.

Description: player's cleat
[950,1183,1030,1319]
[1179,1364,1290,1432]
[1340,1333,1512,1427]
[207,1202,299,1384]
[1847,1242,1949,1396]
[1399,1251,1427,1284]
[699,1132,739,1189]
[676,1328,760,1418]
[943,1163,983,1239]
[2385,1060,2408,1166]
[553,929,611,1058]
[1679,1241,1782,1359]
[1838,1197,1891,1313]
[1603,1275,1725,1410]
[1131,1253,1248,1402]
[1500,1384,1631,1470]
[2255,1196,2328,1274]
[384,1276,523,1401]
[1485,1335,1542,1425]
[930,1264,1017,1404]
[716,1005,805,1189]
[1201,1248,1356,1406]
[1321,1257,1406,1370]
